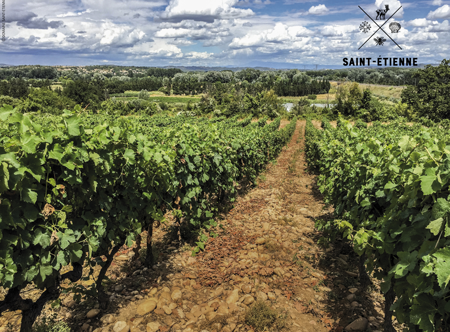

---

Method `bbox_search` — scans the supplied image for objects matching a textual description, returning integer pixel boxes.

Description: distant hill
[162,66,277,72]
[0,64,12,67]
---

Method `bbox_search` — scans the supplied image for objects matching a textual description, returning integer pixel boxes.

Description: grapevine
[0,105,296,331]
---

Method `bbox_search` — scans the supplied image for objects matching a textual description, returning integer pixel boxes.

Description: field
[1,106,447,332]
[0,116,402,332]
[0,110,300,332]
[49,83,404,110]
[281,94,336,104]
[330,81,405,100]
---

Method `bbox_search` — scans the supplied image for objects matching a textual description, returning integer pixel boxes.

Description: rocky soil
[0,121,402,332]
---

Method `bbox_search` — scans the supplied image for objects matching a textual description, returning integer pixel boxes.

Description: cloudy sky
[0,0,449,67]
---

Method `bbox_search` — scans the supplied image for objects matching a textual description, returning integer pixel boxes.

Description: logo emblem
[374,36,386,46]
[358,4,402,50]
[360,21,371,33]
[389,22,401,33]
[376,5,389,20]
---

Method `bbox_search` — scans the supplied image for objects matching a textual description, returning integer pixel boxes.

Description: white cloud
[155,26,230,39]
[409,18,437,26]
[125,40,183,57]
[428,20,450,31]
[185,51,214,59]
[97,21,146,47]
[2,0,450,66]
[428,5,450,19]
[160,0,254,22]
[409,31,439,44]
[56,9,93,18]
[168,39,195,46]
[308,4,329,15]
[229,22,313,48]
[320,25,356,37]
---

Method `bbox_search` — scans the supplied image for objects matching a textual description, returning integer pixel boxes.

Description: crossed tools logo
[358,3,402,50]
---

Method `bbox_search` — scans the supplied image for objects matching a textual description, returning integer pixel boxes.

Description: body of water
[283,103,334,112]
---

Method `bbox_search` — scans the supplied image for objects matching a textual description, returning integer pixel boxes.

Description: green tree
[63,80,104,110]
[401,59,450,121]
[17,88,76,114]
[334,82,363,117]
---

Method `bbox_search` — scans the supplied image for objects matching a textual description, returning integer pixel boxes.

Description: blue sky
[0,0,449,67]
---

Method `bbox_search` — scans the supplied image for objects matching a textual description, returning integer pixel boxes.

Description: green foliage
[245,300,287,331]
[99,98,160,116]
[290,98,311,117]
[198,87,285,119]
[62,80,105,110]
[332,84,402,122]
[334,82,363,117]
[305,118,450,331]
[0,95,22,109]
[0,78,30,99]
[32,315,71,332]
[16,88,76,115]
[138,89,149,100]
[308,94,317,100]
[0,105,296,331]
[401,59,450,121]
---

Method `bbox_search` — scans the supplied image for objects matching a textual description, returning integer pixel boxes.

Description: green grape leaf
[384,182,397,189]
[33,228,51,248]
[66,115,81,136]
[123,149,135,164]
[391,251,418,278]
[431,198,450,219]
[22,188,38,204]
[398,136,410,151]
[39,264,53,281]
[410,151,421,162]
[55,251,68,270]
[24,266,39,282]
[360,197,370,207]
[60,230,76,249]
[420,176,437,195]
[48,144,65,162]
[426,218,444,236]
[433,259,449,293]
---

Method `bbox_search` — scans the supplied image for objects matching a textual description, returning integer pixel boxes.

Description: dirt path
[0,121,391,332]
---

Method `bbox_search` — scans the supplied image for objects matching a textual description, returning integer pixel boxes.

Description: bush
[355,119,368,129]
[158,87,169,95]
[290,98,311,117]
[308,94,317,100]
[139,102,160,116]
[138,89,149,100]
[0,95,22,108]
[32,315,70,332]
[244,300,287,331]
[159,101,169,111]
[401,59,450,121]
[15,88,76,115]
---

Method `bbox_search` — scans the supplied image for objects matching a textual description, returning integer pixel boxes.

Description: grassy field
[358,83,404,99]
[281,94,336,104]
[330,82,405,99]
[49,84,404,107]
[110,91,202,103]
[50,84,63,91]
